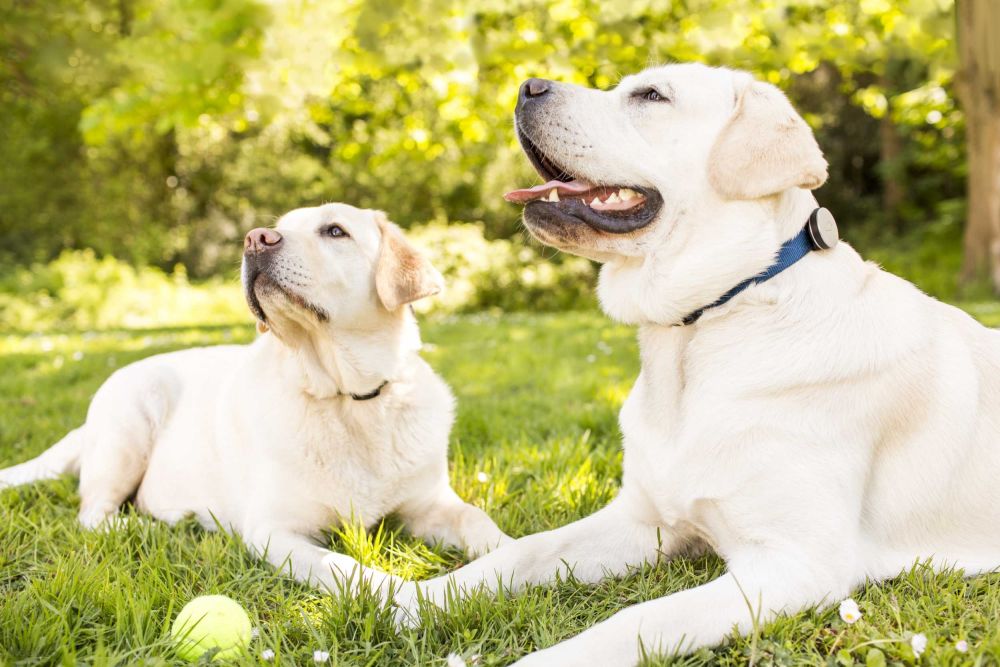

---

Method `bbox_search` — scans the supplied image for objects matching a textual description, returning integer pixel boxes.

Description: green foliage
[79,0,268,144]
[0,223,596,332]
[0,0,970,285]
[409,222,595,313]
[3,314,1000,664]
[0,249,247,332]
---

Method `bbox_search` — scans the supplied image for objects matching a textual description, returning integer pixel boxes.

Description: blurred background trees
[1,0,995,313]
[956,0,1000,292]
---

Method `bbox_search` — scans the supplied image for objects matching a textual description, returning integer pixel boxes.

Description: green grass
[2,311,999,666]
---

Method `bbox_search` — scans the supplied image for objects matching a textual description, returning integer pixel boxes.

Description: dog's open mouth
[504,126,662,234]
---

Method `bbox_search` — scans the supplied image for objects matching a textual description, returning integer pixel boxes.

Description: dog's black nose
[520,78,552,101]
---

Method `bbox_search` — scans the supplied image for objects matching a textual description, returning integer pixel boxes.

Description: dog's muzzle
[242,227,284,323]
[506,78,664,235]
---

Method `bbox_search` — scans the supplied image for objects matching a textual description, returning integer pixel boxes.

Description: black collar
[345,380,389,401]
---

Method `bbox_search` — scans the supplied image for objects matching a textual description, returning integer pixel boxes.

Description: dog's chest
[260,401,429,527]
[618,327,768,536]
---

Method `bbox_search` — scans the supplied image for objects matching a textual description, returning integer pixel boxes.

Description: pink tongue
[504,179,595,203]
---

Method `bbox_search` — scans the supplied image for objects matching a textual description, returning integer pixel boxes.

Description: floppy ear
[374,212,443,311]
[708,80,828,200]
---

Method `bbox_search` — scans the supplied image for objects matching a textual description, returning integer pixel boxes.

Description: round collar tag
[807,207,838,250]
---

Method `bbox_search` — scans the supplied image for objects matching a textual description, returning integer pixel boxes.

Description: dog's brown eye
[637,88,667,102]
[321,224,348,238]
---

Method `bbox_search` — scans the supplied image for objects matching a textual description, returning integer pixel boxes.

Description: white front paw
[392,580,448,631]
[392,581,422,630]
[510,647,563,667]
[466,530,514,558]
[77,503,122,531]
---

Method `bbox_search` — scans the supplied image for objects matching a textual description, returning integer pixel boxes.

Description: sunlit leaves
[80,0,268,144]
[0,0,966,275]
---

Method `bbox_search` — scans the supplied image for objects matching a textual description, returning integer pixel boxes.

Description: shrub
[408,221,596,314]
[0,223,597,332]
[0,250,246,332]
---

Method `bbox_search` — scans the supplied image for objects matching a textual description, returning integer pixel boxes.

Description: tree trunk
[119,0,132,36]
[879,77,905,229]
[956,0,1000,294]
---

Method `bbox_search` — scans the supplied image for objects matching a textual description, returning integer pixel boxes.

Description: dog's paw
[391,580,450,631]
[77,503,122,531]
[509,650,556,667]
[391,581,424,630]
[464,530,515,559]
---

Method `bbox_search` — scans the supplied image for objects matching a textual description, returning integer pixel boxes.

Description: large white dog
[0,203,508,594]
[397,64,1000,664]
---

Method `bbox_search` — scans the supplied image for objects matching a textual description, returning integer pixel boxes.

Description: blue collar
[679,224,816,326]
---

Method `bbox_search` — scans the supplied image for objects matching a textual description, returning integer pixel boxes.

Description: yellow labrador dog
[397,64,1000,664]
[0,203,508,595]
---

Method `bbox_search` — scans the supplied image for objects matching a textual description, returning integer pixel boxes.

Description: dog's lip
[242,267,330,324]
[515,123,574,183]
[523,187,663,234]
[243,264,269,322]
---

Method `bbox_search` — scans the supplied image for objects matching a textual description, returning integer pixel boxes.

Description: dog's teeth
[606,192,621,204]
[619,188,638,201]
[589,197,601,207]
[546,189,560,202]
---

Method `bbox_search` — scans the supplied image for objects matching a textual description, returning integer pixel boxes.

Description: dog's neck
[273,309,421,400]
[773,188,823,242]
[599,188,826,327]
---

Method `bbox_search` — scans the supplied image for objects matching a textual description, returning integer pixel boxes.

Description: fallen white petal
[911,633,927,656]
[261,649,275,661]
[955,639,968,653]
[313,650,330,663]
[446,654,468,667]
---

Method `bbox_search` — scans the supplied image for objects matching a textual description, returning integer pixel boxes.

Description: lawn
[1,311,999,666]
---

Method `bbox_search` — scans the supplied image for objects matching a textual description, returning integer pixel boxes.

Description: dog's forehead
[276,204,373,234]
[620,63,746,98]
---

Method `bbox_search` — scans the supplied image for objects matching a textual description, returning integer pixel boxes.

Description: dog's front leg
[396,493,670,623]
[248,528,403,600]
[511,547,856,667]
[398,485,512,558]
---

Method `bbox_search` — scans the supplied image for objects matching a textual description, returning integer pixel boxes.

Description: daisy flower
[838,598,862,624]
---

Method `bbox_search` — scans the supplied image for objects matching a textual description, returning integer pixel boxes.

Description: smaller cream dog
[0,203,509,594]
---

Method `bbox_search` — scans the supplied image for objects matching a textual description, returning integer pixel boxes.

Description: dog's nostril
[522,78,551,99]
[245,227,283,253]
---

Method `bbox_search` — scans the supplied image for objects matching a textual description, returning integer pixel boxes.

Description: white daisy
[838,598,862,624]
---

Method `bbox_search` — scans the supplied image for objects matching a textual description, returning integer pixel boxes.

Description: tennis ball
[171,595,252,661]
